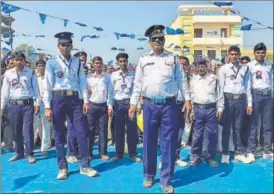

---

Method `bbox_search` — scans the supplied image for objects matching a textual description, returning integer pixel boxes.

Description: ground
[1,145,273,193]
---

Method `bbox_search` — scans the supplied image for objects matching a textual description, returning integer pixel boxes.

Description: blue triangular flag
[81,35,90,42]
[94,27,103,31]
[240,24,252,31]
[137,38,147,41]
[1,47,10,52]
[175,28,184,35]
[39,13,47,24]
[90,35,99,39]
[213,2,233,7]
[166,27,175,35]
[75,22,87,27]
[1,3,20,14]
[114,32,120,40]
[64,19,69,27]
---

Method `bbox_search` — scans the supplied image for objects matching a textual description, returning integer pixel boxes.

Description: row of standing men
[0,25,273,193]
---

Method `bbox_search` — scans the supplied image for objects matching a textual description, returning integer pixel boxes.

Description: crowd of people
[0,24,273,193]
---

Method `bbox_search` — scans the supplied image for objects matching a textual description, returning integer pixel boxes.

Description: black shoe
[9,154,24,162]
[161,184,174,194]
[143,179,154,188]
[111,156,123,162]
[207,159,219,167]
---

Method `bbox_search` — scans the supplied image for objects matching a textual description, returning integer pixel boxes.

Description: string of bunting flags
[1,1,273,55]
[210,1,273,31]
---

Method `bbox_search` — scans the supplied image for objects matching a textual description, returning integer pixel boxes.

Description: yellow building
[165,4,243,62]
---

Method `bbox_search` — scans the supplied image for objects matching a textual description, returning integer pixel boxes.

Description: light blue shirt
[1,67,40,109]
[218,62,252,106]
[130,50,190,106]
[107,70,135,109]
[43,54,88,108]
[248,60,273,97]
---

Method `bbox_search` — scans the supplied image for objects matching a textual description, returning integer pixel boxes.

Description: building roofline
[178,4,232,12]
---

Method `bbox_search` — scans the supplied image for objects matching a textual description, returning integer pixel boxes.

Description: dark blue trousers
[176,102,185,159]
[52,96,89,169]
[7,104,34,156]
[247,94,273,154]
[113,102,138,157]
[143,99,179,186]
[192,107,217,161]
[86,102,108,157]
[222,98,246,155]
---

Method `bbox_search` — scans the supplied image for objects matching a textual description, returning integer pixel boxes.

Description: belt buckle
[18,100,24,105]
[67,90,73,96]
[152,97,165,104]
[199,104,206,109]
[233,95,240,100]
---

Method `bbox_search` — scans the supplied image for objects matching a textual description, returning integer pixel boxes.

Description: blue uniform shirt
[1,67,40,109]
[43,54,88,108]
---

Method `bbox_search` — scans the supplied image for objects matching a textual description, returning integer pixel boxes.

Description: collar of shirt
[58,53,72,65]
[253,59,268,66]
[92,72,105,78]
[118,70,129,77]
[197,72,209,80]
[11,67,28,73]
[149,49,170,56]
[228,62,243,69]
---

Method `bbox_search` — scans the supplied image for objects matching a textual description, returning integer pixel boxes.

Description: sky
[2,1,274,63]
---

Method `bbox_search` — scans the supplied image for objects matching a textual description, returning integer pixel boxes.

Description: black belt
[144,96,176,104]
[252,89,271,96]
[194,103,216,109]
[9,98,33,105]
[52,90,79,96]
[224,93,246,100]
[114,99,130,104]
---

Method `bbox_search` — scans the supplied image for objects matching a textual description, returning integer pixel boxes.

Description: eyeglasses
[151,37,164,42]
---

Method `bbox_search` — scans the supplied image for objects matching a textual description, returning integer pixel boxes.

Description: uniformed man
[87,56,110,161]
[0,51,40,163]
[218,45,252,164]
[246,42,273,162]
[34,59,51,155]
[189,58,222,167]
[108,53,141,163]
[129,25,191,193]
[66,51,88,163]
[43,32,98,179]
